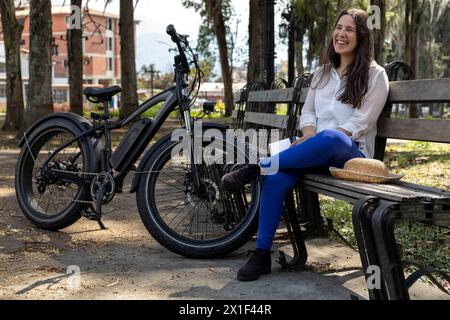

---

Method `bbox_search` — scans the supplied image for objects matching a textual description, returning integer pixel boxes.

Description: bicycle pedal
[81,210,107,230]
[81,210,101,221]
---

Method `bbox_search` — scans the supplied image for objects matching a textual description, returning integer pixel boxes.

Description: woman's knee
[262,171,298,193]
[319,129,352,148]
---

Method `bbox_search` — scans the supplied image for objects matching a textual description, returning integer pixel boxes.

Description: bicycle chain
[44,168,188,206]
[49,168,98,177]
[49,168,187,176]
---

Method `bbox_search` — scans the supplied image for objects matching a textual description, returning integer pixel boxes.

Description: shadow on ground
[1,148,448,300]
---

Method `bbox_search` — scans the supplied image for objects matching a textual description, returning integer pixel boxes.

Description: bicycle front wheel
[136,134,260,258]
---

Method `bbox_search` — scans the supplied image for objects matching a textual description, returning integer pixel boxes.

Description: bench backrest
[233,77,450,160]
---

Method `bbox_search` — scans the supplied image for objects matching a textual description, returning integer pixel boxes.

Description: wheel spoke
[142,138,259,244]
[23,130,86,217]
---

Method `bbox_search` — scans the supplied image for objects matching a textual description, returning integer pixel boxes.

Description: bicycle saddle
[84,86,122,102]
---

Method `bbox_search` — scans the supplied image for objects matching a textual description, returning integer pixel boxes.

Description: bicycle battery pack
[110,118,152,171]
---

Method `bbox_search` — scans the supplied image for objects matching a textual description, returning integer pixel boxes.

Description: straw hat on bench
[329,158,404,183]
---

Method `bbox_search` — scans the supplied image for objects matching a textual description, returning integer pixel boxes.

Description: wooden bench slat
[377,119,450,143]
[300,184,359,204]
[303,174,450,202]
[303,179,431,203]
[304,174,448,199]
[248,88,295,103]
[398,181,450,196]
[240,78,450,105]
[244,112,291,129]
[388,78,450,103]
[301,180,369,201]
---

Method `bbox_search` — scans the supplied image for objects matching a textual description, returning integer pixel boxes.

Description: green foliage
[395,222,450,273]
[138,65,176,91]
[199,55,216,81]
[406,141,432,152]
[182,0,238,77]
[320,198,357,247]
[280,0,449,78]
[284,0,371,70]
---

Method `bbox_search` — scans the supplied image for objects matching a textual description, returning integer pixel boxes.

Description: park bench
[231,62,450,300]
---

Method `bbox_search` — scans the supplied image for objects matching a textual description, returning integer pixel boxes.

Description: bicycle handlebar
[166,24,181,44]
[166,24,190,72]
[166,24,204,110]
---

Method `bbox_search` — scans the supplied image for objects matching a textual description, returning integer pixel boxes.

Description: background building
[0,43,29,106]
[1,5,126,109]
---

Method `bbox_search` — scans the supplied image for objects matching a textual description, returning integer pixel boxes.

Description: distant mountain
[136,32,177,73]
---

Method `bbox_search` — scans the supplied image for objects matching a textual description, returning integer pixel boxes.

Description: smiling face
[333,14,358,58]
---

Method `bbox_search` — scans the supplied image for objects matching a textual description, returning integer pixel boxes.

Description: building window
[0,62,6,73]
[108,58,113,71]
[0,85,6,98]
[52,88,68,103]
[107,37,113,51]
[107,18,113,31]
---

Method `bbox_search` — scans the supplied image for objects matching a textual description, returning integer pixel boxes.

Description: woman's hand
[291,126,317,147]
[290,134,314,147]
[336,127,352,137]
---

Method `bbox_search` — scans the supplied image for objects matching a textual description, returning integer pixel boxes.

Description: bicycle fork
[182,109,202,190]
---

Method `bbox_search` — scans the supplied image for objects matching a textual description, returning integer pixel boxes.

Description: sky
[51,0,286,75]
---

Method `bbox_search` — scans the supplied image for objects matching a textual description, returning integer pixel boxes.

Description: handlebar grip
[166,24,181,44]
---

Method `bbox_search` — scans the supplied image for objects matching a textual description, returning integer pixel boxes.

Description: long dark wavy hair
[313,8,374,109]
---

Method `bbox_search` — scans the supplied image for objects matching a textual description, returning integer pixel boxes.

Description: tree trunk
[247,0,264,83]
[405,0,427,118]
[404,0,422,118]
[209,0,233,117]
[68,0,83,116]
[295,32,304,77]
[262,0,275,86]
[0,0,25,131]
[24,0,53,130]
[336,0,344,12]
[371,0,386,66]
[119,0,138,120]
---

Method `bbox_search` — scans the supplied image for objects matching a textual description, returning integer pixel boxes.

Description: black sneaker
[220,164,260,192]
[237,249,272,281]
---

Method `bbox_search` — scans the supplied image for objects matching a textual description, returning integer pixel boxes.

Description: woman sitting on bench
[221,8,389,281]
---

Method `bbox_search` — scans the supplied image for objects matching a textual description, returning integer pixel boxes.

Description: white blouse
[299,60,389,158]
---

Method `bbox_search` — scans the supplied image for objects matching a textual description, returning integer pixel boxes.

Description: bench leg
[277,193,308,271]
[351,196,387,300]
[299,189,324,235]
[371,201,410,300]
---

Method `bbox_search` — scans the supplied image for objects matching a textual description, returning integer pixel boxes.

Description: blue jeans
[256,129,365,250]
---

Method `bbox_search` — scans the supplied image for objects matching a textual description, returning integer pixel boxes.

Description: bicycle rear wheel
[15,120,94,230]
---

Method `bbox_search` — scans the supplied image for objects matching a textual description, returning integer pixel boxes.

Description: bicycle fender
[18,112,93,147]
[130,122,229,193]
[18,112,104,172]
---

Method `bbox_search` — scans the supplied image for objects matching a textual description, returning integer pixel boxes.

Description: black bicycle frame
[41,85,181,189]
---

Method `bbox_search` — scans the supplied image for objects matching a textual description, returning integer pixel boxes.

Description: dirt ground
[0,131,448,300]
